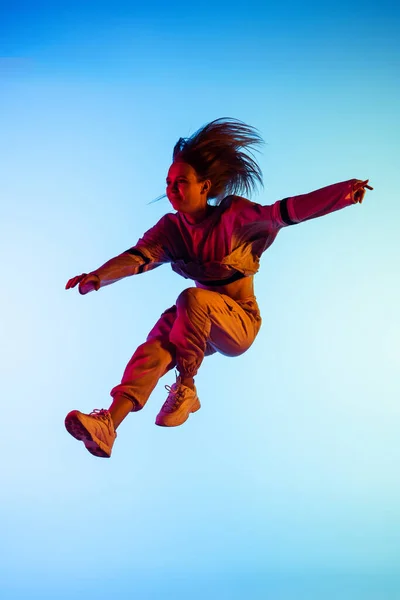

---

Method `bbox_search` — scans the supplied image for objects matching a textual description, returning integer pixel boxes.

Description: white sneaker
[155,376,201,427]
[65,409,117,458]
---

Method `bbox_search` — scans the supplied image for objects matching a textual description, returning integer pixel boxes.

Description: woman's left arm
[275,179,373,227]
[233,180,373,235]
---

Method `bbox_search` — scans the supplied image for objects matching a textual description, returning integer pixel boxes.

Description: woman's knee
[176,286,209,310]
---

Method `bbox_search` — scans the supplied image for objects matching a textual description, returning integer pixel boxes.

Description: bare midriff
[196,275,255,301]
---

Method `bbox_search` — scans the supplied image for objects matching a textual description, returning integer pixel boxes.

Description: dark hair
[173,118,264,204]
[152,118,264,205]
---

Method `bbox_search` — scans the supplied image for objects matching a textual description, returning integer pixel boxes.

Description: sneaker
[155,375,201,427]
[64,409,117,458]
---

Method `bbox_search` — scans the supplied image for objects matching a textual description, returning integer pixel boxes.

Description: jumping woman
[65,118,372,458]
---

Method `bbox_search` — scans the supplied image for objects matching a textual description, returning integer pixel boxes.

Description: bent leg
[170,287,261,378]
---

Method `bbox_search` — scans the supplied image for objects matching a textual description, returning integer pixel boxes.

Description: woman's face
[166,162,211,220]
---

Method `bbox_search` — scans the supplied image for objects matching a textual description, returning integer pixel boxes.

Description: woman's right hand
[65,273,101,295]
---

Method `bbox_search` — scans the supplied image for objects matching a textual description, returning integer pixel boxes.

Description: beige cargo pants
[110,287,262,410]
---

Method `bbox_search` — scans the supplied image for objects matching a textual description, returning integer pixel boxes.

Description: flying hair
[172,118,264,204]
[151,118,264,205]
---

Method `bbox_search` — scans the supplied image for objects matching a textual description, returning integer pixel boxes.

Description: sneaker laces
[163,383,186,412]
[88,409,116,436]
[89,409,112,423]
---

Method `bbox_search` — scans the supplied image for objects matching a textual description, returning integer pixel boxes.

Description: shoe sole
[64,411,111,458]
[155,398,201,427]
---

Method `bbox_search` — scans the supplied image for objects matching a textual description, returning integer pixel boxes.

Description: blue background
[1,1,399,598]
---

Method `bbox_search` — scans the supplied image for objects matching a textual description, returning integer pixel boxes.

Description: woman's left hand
[353,179,373,204]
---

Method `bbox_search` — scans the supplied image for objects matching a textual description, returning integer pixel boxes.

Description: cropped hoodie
[92,179,360,288]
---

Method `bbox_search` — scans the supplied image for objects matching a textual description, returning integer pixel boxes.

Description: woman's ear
[202,179,212,194]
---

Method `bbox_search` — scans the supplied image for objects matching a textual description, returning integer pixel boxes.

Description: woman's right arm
[65,251,157,295]
[65,215,172,295]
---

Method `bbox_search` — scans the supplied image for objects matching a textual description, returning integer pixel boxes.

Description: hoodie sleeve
[92,215,172,288]
[257,179,359,230]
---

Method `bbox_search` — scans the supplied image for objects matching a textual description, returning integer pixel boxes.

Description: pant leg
[170,287,262,378]
[110,306,177,411]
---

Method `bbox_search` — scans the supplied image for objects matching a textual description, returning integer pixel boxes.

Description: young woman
[65,118,372,458]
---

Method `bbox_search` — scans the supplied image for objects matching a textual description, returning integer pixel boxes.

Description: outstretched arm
[276,179,373,227]
[236,179,373,233]
[65,215,172,294]
[65,250,161,295]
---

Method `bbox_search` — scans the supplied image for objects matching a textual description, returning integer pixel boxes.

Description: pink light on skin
[166,162,212,224]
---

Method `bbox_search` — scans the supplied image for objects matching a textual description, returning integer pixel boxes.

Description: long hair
[152,118,264,205]
[173,118,264,204]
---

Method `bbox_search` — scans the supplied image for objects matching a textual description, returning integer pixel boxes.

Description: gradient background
[1,1,399,598]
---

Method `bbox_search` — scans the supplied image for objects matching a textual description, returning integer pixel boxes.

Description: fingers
[66,272,100,294]
[355,179,373,191]
[360,180,373,190]
[354,189,366,204]
[65,273,87,290]
[353,179,373,204]
[79,274,101,295]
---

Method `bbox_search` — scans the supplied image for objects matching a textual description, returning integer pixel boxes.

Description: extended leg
[110,338,176,415]
[65,306,177,456]
[108,306,178,421]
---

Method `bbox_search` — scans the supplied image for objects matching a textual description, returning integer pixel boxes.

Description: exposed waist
[196,275,256,302]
